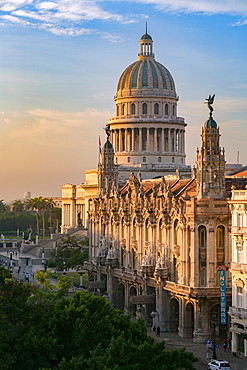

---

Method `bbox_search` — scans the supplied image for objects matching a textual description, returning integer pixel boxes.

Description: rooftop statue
[205,94,215,115]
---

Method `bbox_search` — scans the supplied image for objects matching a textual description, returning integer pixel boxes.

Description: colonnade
[110,127,185,154]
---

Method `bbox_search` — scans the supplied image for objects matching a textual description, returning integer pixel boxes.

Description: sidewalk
[147,327,247,370]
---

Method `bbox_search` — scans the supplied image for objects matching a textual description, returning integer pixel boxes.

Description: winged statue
[204,94,215,114]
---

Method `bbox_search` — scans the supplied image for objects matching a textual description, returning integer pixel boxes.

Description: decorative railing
[231,226,247,234]
[165,282,231,298]
[231,262,247,273]
[229,306,247,320]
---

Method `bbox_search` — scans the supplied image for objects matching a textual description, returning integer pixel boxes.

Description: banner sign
[219,270,227,324]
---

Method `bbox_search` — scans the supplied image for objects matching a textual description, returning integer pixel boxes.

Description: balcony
[231,226,247,234]
[229,306,247,321]
[165,281,231,298]
[231,190,247,200]
[231,262,247,273]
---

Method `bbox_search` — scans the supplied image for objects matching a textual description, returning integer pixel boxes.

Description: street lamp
[78,271,85,288]
[210,311,218,360]
[9,252,13,274]
[41,247,45,270]
[62,259,66,276]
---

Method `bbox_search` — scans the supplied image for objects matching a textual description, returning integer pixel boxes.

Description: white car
[207,360,231,369]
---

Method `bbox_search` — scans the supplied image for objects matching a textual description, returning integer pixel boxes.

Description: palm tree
[46,198,56,236]
[26,197,42,237]
[12,200,24,215]
[38,197,49,239]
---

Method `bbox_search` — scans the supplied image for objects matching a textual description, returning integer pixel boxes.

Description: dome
[204,116,217,129]
[140,32,152,40]
[115,33,176,99]
[104,139,113,149]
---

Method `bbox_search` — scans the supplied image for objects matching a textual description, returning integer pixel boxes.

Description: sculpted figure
[204,94,215,114]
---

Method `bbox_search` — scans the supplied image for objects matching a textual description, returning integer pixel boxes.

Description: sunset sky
[0,0,246,202]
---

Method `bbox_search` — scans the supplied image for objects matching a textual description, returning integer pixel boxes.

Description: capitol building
[61,31,247,345]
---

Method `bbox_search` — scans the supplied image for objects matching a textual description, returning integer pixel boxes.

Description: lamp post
[62,259,66,276]
[78,271,85,288]
[211,311,218,360]
[41,247,45,270]
[9,252,13,274]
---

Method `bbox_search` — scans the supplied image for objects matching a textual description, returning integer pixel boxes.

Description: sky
[0,0,246,202]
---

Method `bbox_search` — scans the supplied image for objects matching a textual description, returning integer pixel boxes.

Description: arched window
[172,157,174,163]
[133,218,137,240]
[142,103,147,114]
[199,226,207,248]
[116,105,119,116]
[122,104,125,116]
[154,103,159,115]
[158,156,161,163]
[131,103,136,115]
[187,226,191,247]
[216,226,225,275]
[172,105,175,116]
[127,157,130,163]
[216,226,225,249]
[121,217,125,239]
[174,219,179,245]
[165,103,168,115]
[159,219,163,243]
[145,218,149,242]
[143,157,146,162]
[101,218,105,236]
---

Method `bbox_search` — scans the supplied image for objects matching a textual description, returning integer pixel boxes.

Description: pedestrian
[156,326,160,337]
[228,338,231,351]
[152,325,156,333]
[223,339,227,352]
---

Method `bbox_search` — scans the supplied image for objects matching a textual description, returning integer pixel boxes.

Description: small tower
[99,128,118,192]
[196,95,225,199]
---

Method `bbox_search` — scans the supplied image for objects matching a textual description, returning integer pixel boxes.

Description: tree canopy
[48,235,89,271]
[0,267,198,370]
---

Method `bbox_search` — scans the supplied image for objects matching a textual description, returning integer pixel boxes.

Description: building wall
[229,189,247,355]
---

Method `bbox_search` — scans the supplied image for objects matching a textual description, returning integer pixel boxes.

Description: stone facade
[85,114,232,342]
[61,31,247,344]
[229,188,247,355]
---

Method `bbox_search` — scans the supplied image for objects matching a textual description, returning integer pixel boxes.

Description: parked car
[208,360,231,369]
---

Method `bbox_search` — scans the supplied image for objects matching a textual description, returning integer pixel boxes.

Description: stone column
[208,225,215,287]
[115,130,118,152]
[120,130,123,151]
[161,128,164,152]
[131,128,135,151]
[168,129,171,152]
[154,128,158,152]
[139,128,142,152]
[125,129,128,152]
[147,128,150,151]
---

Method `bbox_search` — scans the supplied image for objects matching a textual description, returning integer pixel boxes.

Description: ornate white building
[229,188,247,355]
[61,31,191,233]
[61,30,247,344]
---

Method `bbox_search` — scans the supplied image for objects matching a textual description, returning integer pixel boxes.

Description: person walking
[156,326,160,337]
[223,339,227,352]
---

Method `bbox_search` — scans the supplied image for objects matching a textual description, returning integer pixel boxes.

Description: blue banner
[220,270,227,324]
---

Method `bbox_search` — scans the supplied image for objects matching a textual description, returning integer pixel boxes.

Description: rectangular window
[237,286,243,307]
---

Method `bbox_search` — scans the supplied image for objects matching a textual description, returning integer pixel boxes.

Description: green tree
[12,199,24,214]
[0,267,198,370]
[46,198,56,236]
[26,197,41,236]
[49,235,89,271]
[0,199,7,213]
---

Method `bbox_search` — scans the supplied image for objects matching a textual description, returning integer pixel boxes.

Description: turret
[196,95,225,199]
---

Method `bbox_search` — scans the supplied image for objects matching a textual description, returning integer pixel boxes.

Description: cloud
[0,0,246,39]
[230,19,247,26]
[135,0,247,16]
[0,107,113,144]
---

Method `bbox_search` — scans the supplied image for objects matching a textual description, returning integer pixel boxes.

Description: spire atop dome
[139,25,154,60]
